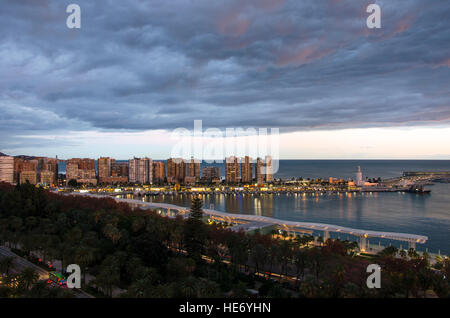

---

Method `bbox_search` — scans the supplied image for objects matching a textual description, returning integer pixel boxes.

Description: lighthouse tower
[356,166,363,186]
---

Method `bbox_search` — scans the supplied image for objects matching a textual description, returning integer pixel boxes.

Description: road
[0,246,94,298]
[0,246,48,280]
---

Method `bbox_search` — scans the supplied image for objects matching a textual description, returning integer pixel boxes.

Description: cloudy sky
[1,0,449,159]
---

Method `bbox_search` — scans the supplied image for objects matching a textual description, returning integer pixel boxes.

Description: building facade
[152,161,166,183]
[20,171,37,185]
[265,155,273,183]
[38,157,58,184]
[98,157,112,183]
[66,158,97,185]
[255,157,264,184]
[202,166,220,182]
[0,155,14,184]
[225,156,240,183]
[98,157,128,184]
[167,158,185,183]
[40,170,55,185]
[128,157,153,184]
[240,156,253,183]
[186,158,201,182]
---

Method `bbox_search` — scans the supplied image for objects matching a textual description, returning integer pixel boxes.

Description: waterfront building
[186,157,201,182]
[40,170,54,185]
[38,157,58,184]
[202,167,220,182]
[20,171,37,185]
[98,157,112,182]
[265,155,273,183]
[98,157,128,184]
[152,161,166,183]
[13,158,37,183]
[225,156,240,183]
[0,155,14,184]
[128,157,152,184]
[255,157,264,184]
[240,156,253,183]
[167,158,185,183]
[184,176,196,185]
[13,156,58,185]
[112,162,129,178]
[66,158,97,185]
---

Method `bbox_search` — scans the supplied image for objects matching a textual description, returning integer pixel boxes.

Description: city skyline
[1,1,449,159]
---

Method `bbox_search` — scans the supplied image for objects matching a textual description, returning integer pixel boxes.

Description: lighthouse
[356,166,363,186]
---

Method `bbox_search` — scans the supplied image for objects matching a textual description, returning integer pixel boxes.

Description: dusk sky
[1,0,449,159]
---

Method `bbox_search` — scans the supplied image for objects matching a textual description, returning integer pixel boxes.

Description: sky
[0,0,449,160]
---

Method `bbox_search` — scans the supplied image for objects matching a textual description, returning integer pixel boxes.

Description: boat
[406,185,431,194]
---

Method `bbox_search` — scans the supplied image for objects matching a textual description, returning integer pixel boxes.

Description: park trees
[183,196,207,262]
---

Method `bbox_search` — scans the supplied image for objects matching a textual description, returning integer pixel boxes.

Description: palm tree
[19,267,39,290]
[250,243,267,275]
[0,256,15,275]
[317,236,324,247]
[181,276,198,298]
[189,196,204,220]
[94,264,120,297]
[279,240,292,277]
[408,248,418,259]
[293,248,307,282]
[399,249,407,258]
[305,235,314,247]
[74,246,96,286]
[103,223,122,244]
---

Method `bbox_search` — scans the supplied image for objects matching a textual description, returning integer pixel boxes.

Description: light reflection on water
[128,183,450,254]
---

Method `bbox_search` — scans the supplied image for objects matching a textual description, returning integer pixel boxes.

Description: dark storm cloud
[1,0,449,150]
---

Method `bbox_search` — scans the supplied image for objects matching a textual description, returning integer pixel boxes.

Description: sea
[59,160,450,254]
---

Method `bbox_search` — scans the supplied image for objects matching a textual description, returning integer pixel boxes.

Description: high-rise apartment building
[98,157,112,182]
[265,155,273,183]
[0,155,14,184]
[128,157,152,184]
[254,156,273,184]
[225,156,240,183]
[66,158,97,185]
[13,156,58,185]
[98,157,128,184]
[13,158,37,183]
[20,171,37,185]
[40,170,55,185]
[167,158,185,183]
[186,158,201,180]
[152,161,166,183]
[111,162,129,179]
[240,156,253,183]
[255,157,264,184]
[201,167,220,182]
[38,157,58,184]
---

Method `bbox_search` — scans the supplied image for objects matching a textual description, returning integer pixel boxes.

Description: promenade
[69,192,429,252]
